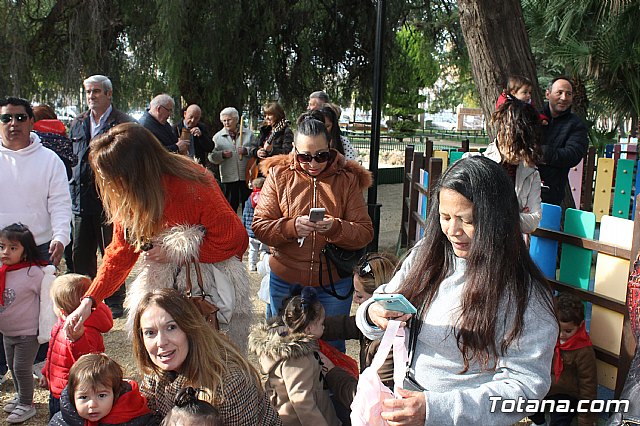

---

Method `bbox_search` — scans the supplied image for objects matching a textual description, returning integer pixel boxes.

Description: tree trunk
[457,0,540,138]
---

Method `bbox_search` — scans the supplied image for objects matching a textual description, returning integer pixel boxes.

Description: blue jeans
[269,272,353,352]
[49,393,60,419]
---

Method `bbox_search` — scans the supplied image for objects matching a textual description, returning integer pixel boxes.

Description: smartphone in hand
[372,293,417,314]
[309,207,326,223]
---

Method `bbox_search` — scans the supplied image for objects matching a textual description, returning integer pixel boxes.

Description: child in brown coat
[530,293,598,426]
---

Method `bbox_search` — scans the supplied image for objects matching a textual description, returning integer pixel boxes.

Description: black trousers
[72,214,126,307]
[222,180,251,213]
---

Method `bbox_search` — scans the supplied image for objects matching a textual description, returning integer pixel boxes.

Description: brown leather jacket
[252,151,373,287]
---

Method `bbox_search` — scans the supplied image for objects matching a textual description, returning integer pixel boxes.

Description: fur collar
[259,151,373,190]
[249,322,318,362]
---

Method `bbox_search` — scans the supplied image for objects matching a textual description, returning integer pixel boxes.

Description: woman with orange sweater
[63,123,249,348]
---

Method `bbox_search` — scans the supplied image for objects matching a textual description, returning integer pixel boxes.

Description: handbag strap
[317,249,354,300]
[183,258,206,300]
[406,304,424,379]
[392,326,409,394]
[370,320,401,371]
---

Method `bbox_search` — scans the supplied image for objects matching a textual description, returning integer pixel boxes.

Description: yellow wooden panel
[592,158,614,221]
[594,215,633,301]
[590,305,623,355]
[433,151,449,170]
[596,359,617,389]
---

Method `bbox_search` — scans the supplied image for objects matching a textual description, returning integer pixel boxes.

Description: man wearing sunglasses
[140,93,189,154]
[69,75,135,318]
[0,96,72,265]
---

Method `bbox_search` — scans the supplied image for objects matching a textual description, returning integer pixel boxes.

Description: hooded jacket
[249,324,340,426]
[252,151,373,287]
[43,302,114,398]
[474,142,542,233]
[48,380,157,426]
[0,132,72,246]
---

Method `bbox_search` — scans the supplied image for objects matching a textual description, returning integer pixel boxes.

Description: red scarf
[319,339,359,378]
[0,262,43,305]
[85,380,151,426]
[553,322,592,383]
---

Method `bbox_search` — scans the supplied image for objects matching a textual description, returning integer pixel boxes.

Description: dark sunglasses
[0,113,29,124]
[357,255,387,279]
[295,148,331,164]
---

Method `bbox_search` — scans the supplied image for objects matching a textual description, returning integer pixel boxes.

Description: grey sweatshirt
[356,247,558,425]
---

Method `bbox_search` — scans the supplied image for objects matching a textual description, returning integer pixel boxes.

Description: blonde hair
[132,289,261,405]
[68,353,124,405]
[50,274,91,316]
[89,122,211,251]
[355,252,399,295]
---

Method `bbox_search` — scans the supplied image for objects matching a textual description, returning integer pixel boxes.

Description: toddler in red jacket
[48,353,154,426]
[40,274,113,419]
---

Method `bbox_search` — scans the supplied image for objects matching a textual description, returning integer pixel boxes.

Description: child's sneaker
[6,403,35,423]
[3,395,18,413]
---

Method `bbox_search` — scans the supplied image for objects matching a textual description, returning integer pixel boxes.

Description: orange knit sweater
[85,172,248,302]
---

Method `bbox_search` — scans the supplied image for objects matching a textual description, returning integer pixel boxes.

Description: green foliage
[523,0,640,133]
[385,24,437,119]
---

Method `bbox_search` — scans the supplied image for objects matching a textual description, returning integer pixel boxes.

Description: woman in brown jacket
[252,114,373,351]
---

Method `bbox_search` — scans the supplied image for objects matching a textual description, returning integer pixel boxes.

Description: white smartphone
[309,207,326,222]
[372,293,417,314]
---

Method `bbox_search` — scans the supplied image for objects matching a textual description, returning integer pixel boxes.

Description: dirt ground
[0,184,403,425]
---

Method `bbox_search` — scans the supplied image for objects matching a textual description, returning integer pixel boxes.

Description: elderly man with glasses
[69,74,135,319]
[139,93,189,154]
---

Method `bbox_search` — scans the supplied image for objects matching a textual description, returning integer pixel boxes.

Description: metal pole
[367,0,385,251]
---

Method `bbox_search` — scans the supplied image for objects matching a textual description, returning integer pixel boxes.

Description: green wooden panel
[450,151,464,163]
[612,159,635,218]
[558,208,596,290]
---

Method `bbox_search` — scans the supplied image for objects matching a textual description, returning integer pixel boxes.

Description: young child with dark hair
[48,353,155,426]
[529,293,598,426]
[242,176,268,271]
[249,287,340,426]
[0,223,46,423]
[161,387,221,426]
[40,274,113,418]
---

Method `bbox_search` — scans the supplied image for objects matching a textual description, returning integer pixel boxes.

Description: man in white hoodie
[0,97,72,266]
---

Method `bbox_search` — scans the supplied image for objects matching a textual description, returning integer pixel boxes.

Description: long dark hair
[319,106,345,155]
[398,156,552,372]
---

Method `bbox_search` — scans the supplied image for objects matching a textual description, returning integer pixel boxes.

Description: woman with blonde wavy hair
[133,288,281,424]
[63,122,251,351]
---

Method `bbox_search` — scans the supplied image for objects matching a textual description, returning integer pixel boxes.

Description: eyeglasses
[0,113,29,124]
[160,105,173,114]
[295,148,331,164]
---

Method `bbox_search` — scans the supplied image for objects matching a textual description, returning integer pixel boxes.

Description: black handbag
[322,243,366,278]
[403,304,427,391]
[317,244,366,300]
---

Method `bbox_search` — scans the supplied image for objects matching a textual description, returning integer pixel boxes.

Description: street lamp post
[367,0,386,251]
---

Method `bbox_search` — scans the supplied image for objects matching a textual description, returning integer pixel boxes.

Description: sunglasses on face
[0,113,29,124]
[295,148,331,164]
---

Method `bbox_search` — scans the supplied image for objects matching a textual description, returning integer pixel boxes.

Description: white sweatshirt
[0,132,72,246]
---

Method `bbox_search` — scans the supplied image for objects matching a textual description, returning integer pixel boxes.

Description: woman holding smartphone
[356,156,557,425]
[252,113,373,351]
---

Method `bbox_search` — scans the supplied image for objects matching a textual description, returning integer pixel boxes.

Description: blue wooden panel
[604,144,614,158]
[530,203,562,279]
